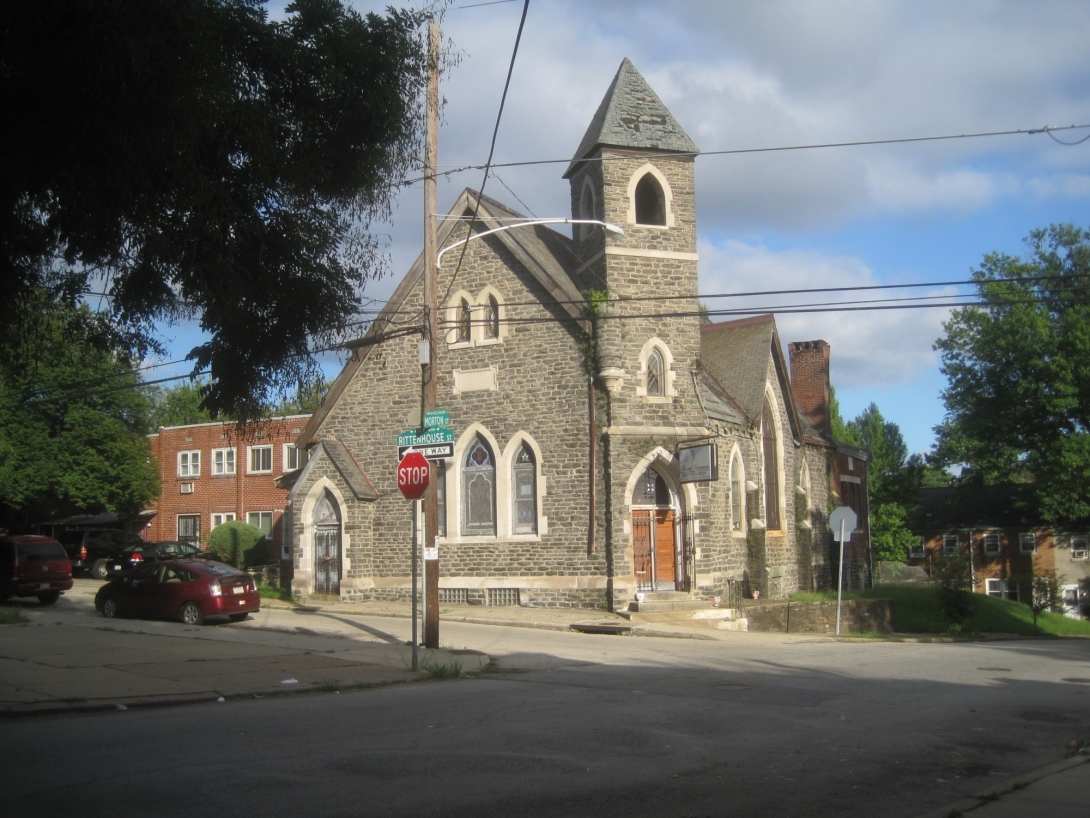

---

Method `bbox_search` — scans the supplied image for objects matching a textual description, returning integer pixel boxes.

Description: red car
[0,535,73,605]
[94,558,259,625]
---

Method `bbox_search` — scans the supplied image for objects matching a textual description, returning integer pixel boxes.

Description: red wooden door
[654,510,676,585]
[632,510,653,589]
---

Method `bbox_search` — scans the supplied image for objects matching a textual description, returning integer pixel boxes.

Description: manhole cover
[1062,678,1090,684]
[1017,711,1082,724]
[717,684,750,691]
[978,667,1011,672]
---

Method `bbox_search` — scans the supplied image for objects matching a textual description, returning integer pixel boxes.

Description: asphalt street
[2,584,1089,818]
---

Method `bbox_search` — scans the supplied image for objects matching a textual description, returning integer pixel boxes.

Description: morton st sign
[397,451,431,501]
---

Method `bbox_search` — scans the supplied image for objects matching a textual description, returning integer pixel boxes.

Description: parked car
[104,540,219,576]
[0,535,74,605]
[94,558,260,625]
[57,528,146,579]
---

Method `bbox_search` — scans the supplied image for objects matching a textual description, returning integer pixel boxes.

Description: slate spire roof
[564,57,699,178]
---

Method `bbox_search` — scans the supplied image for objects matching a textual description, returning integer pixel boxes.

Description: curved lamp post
[436,218,624,267]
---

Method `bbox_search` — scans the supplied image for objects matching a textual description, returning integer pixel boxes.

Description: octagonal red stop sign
[397,450,430,500]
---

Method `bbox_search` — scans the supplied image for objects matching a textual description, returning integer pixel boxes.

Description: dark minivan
[0,535,74,605]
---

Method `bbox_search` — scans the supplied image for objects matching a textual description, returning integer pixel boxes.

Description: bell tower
[564,58,700,402]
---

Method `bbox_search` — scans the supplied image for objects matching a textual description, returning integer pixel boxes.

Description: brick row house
[907,485,1089,617]
[281,58,871,608]
[146,416,310,559]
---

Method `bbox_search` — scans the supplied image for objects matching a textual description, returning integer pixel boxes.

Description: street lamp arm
[436,219,624,268]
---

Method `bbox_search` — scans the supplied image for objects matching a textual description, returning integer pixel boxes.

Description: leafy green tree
[869,502,919,563]
[148,380,214,430]
[0,299,159,529]
[828,385,856,445]
[845,403,921,507]
[934,224,1090,522]
[271,377,331,416]
[1,0,429,420]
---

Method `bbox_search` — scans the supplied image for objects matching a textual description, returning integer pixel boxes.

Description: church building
[283,58,870,609]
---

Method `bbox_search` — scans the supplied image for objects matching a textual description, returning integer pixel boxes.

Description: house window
[436,460,447,537]
[986,578,1019,601]
[485,295,500,340]
[248,445,272,474]
[212,448,236,476]
[983,533,1001,556]
[730,452,744,532]
[1072,536,1088,560]
[1019,532,1037,554]
[909,538,925,559]
[458,298,472,344]
[634,173,666,226]
[762,399,781,530]
[247,511,274,538]
[177,514,201,544]
[646,348,664,397]
[512,443,537,534]
[211,513,236,529]
[178,450,200,478]
[943,535,959,556]
[283,444,303,471]
[462,437,496,536]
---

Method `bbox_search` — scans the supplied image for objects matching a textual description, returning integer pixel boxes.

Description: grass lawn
[257,584,294,602]
[789,585,1090,636]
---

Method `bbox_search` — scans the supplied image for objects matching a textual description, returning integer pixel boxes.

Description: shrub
[208,521,268,568]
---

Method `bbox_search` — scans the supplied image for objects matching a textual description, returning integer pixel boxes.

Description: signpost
[829,506,858,636]
[398,450,430,671]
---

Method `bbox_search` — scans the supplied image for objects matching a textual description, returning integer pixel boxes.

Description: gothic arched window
[512,443,537,534]
[646,348,665,397]
[485,294,500,340]
[730,452,745,532]
[762,399,781,530]
[462,437,496,536]
[458,298,472,343]
[634,173,666,226]
[632,467,670,507]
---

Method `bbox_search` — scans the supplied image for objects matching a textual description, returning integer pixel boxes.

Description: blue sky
[157,0,1090,453]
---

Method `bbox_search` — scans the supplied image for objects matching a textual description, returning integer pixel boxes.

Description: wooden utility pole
[422,15,440,650]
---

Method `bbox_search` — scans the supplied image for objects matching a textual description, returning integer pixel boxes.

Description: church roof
[564,57,699,178]
[284,438,378,502]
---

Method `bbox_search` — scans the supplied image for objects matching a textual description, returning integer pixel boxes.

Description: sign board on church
[679,443,718,483]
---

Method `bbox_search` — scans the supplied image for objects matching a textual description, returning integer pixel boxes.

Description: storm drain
[488,588,520,607]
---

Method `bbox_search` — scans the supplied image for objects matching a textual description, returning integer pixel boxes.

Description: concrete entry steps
[621,592,748,631]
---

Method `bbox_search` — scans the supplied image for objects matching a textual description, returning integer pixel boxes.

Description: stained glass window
[512,444,536,534]
[462,437,495,535]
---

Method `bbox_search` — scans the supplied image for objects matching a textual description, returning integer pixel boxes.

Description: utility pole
[422,15,440,650]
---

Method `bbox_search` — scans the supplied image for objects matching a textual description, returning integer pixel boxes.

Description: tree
[0,299,160,530]
[934,224,1090,523]
[1,0,429,420]
[148,380,214,430]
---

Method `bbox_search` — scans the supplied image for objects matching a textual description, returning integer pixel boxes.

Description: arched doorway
[631,465,684,591]
[313,491,342,596]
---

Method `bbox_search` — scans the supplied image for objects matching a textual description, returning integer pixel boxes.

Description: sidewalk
[915,754,1090,818]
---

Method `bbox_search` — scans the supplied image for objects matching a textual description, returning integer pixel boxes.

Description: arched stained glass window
[462,437,495,535]
[632,467,670,507]
[634,173,666,226]
[486,294,500,340]
[512,443,536,534]
[730,453,744,531]
[646,348,665,396]
[458,298,472,343]
[762,399,781,530]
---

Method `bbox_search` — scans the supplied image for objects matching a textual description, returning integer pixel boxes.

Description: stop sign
[397,451,431,500]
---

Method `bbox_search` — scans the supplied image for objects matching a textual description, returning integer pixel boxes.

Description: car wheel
[102,597,120,618]
[228,612,249,622]
[91,559,110,580]
[180,601,204,626]
[37,591,60,605]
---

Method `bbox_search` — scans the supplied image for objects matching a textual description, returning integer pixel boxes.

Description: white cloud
[864,160,1017,213]
[698,239,953,388]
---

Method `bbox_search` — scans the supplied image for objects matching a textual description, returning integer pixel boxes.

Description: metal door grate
[487,588,520,607]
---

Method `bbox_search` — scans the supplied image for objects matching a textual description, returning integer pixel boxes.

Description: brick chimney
[788,340,831,438]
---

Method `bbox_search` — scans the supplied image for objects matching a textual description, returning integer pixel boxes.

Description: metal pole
[836,518,846,636]
[411,499,418,671]
[422,16,441,650]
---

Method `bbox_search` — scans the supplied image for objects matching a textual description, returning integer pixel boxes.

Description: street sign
[398,427,454,448]
[398,442,454,461]
[397,451,430,500]
[830,507,858,541]
[423,410,450,429]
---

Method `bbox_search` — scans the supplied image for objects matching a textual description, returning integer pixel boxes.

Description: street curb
[911,754,1089,818]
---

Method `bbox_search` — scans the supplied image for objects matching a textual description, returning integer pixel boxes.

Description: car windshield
[198,562,246,577]
[18,542,67,561]
[122,544,147,554]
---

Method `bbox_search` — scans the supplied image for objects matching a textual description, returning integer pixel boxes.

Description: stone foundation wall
[744,598,894,633]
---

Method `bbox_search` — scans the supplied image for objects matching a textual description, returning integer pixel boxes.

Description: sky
[159,0,1090,454]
